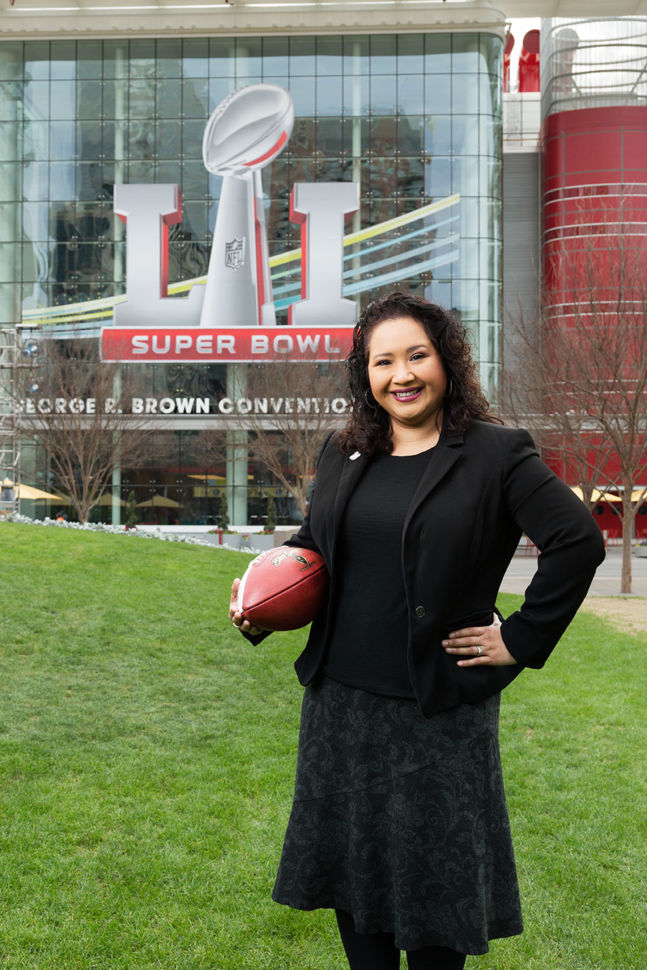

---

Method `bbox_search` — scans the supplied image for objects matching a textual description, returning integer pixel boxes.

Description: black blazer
[254,420,605,717]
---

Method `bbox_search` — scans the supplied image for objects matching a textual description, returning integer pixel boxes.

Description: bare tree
[13,337,160,523]
[503,226,647,593]
[230,359,348,519]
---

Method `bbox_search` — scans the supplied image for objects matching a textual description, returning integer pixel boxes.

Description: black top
[323,447,435,698]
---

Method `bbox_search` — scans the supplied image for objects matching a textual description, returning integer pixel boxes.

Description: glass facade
[0,31,504,524]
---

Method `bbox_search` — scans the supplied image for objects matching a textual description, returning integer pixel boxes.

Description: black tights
[335,910,467,970]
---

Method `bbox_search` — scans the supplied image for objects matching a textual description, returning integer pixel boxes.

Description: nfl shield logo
[224,237,245,270]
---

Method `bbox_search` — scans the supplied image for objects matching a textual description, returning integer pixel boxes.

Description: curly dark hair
[337,291,501,458]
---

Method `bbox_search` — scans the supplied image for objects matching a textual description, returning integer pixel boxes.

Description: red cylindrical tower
[540,18,647,539]
[542,105,647,316]
[541,19,647,320]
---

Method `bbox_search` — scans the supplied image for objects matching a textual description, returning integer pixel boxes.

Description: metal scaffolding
[0,327,20,516]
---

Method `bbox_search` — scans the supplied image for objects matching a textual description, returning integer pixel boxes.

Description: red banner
[101,326,354,363]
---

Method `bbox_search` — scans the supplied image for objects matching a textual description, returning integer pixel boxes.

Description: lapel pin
[350,451,361,461]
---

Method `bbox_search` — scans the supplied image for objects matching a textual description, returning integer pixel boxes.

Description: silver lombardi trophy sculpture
[200,84,295,328]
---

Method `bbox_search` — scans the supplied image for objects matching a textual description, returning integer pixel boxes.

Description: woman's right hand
[229,578,266,636]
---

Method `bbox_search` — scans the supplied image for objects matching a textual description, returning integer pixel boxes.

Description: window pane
[371,76,397,114]
[316,75,341,117]
[424,34,451,74]
[157,160,181,184]
[478,114,501,157]
[452,74,479,114]
[24,42,50,81]
[459,196,479,236]
[24,81,50,120]
[368,158,397,199]
[77,121,101,160]
[129,79,155,118]
[2,201,22,240]
[182,38,209,78]
[398,157,425,197]
[182,78,209,117]
[316,36,342,76]
[0,81,20,121]
[209,38,234,75]
[290,76,315,117]
[101,122,117,161]
[343,74,369,116]
[397,35,424,71]
[182,201,208,239]
[235,44,261,86]
[425,76,451,114]
[157,78,181,119]
[397,74,424,115]
[370,116,396,156]
[157,38,182,79]
[425,155,451,198]
[127,125,155,160]
[208,77,233,113]
[0,45,23,81]
[423,116,452,155]
[128,160,155,182]
[452,116,480,154]
[50,79,77,120]
[480,33,503,76]
[78,80,102,120]
[452,34,480,73]
[78,41,103,80]
[480,74,501,116]
[104,42,129,80]
[20,162,46,201]
[343,35,369,75]
[370,35,396,74]
[50,121,76,161]
[453,155,480,195]
[318,117,349,155]
[23,121,49,159]
[182,119,204,159]
[102,81,119,120]
[289,37,316,76]
[315,156,351,182]
[50,161,75,200]
[262,37,288,77]
[398,116,425,155]
[129,39,156,78]
[181,160,208,200]
[50,41,76,80]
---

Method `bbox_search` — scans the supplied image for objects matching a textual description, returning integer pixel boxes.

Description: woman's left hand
[442,616,517,667]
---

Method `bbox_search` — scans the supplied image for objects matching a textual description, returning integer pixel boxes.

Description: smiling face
[367,315,447,439]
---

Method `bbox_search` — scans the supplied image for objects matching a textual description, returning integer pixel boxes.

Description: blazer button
[415,605,426,618]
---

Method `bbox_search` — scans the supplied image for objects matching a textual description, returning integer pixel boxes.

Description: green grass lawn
[0,522,645,969]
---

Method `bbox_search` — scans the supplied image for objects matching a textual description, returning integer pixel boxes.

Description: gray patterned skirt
[272,677,523,954]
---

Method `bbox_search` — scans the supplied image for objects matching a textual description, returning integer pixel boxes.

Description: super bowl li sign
[101,84,358,364]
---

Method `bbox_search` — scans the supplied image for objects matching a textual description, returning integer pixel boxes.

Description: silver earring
[364,388,377,410]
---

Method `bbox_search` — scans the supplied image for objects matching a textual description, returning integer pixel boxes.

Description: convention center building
[0,1,645,534]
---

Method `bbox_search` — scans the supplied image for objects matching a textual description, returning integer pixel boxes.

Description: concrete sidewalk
[501,546,647,598]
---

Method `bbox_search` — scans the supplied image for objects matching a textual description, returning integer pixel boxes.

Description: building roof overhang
[0,0,645,41]
[0,0,506,39]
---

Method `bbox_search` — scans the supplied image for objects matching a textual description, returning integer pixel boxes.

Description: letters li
[112,182,359,329]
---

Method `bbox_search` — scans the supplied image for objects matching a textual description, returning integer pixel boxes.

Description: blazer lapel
[329,450,368,565]
[402,429,463,537]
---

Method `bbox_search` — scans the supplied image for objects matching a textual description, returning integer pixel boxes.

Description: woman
[229,292,605,969]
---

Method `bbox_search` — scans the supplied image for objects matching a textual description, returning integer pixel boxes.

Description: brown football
[237,545,328,631]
